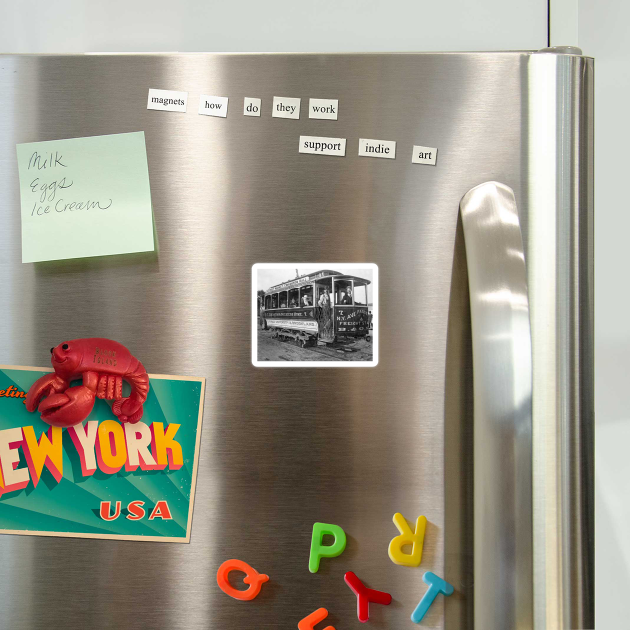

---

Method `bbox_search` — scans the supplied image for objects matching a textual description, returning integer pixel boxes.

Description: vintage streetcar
[259,269,372,346]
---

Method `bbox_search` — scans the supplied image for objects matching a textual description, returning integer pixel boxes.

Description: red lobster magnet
[26,338,149,428]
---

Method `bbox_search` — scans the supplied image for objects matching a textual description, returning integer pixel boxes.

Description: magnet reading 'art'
[298,608,335,630]
[25,338,149,427]
[216,559,269,601]
[309,522,347,573]
[388,512,427,567]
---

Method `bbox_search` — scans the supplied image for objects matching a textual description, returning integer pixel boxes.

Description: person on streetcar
[340,285,353,305]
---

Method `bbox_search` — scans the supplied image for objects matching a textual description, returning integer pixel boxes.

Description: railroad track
[275,337,372,362]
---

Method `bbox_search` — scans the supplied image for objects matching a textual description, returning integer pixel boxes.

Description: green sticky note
[16,131,155,263]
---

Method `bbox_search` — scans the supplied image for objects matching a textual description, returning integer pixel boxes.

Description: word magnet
[299,136,346,157]
[411,145,438,165]
[358,138,396,159]
[388,512,427,566]
[272,96,300,119]
[411,572,454,624]
[309,522,346,573]
[147,88,187,112]
[298,608,335,630]
[308,98,338,120]
[216,559,269,601]
[244,97,261,117]
[344,571,392,622]
[198,95,228,118]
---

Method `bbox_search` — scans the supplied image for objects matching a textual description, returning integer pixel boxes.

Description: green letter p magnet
[309,522,347,573]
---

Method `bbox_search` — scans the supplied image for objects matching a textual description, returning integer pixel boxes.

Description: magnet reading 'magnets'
[26,338,149,428]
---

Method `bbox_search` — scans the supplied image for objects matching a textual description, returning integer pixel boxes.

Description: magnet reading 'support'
[216,559,269,601]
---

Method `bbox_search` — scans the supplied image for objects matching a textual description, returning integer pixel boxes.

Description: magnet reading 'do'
[26,338,149,427]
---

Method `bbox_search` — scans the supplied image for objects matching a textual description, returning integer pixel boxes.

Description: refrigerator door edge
[527,52,595,630]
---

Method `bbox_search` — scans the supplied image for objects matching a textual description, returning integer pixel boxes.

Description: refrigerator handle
[460,182,533,629]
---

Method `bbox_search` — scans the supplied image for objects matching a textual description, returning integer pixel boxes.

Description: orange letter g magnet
[217,559,269,601]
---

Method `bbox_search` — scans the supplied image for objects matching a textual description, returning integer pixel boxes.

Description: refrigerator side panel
[526,52,595,630]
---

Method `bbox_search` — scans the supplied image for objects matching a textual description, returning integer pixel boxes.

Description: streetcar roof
[265,270,371,294]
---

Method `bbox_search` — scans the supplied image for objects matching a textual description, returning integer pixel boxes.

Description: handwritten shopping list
[16,132,154,263]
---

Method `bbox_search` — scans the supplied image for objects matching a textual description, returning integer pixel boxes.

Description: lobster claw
[112,398,144,424]
[25,373,67,413]
[37,386,96,428]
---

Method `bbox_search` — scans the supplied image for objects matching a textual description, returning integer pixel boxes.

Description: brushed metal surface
[527,52,595,629]
[460,182,533,630]
[0,52,593,629]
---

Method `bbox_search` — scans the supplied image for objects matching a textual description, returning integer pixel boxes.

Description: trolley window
[271,293,278,309]
[300,285,313,307]
[288,288,299,308]
[335,280,353,305]
[279,291,288,308]
[354,282,368,305]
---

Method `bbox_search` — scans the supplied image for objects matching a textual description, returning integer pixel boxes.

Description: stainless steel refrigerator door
[0,52,593,629]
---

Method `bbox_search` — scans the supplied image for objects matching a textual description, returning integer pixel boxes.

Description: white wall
[576,1,629,627]
[0,0,547,53]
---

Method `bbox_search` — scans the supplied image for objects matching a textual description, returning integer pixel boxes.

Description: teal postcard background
[0,367,204,542]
